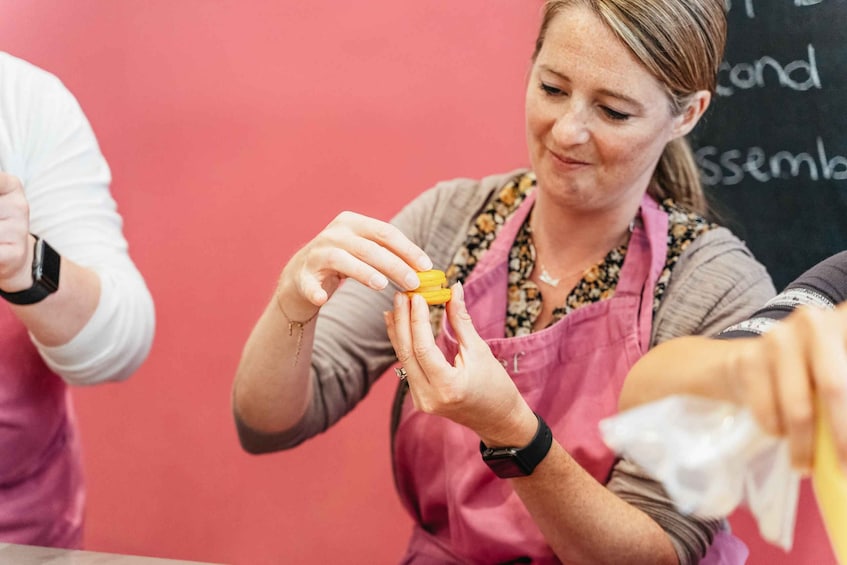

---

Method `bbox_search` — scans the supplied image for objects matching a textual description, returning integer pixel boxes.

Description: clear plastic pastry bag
[599,395,800,551]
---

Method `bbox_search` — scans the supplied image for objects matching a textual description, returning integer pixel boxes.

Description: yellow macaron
[405,269,452,305]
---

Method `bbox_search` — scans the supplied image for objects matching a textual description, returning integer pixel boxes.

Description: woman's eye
[602,107,631,121]
[540,82,564,96]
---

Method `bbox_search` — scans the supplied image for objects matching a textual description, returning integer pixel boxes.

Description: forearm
[512,442,678,564]
[0,229,153,385]
[27,260,154,385]
[8,254,100,346]
[233,290,317,435]
[232,174,502,444]
[619,336,741,411]
[477,402,677,564]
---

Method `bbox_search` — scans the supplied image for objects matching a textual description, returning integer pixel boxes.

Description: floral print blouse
[440,171,715,337]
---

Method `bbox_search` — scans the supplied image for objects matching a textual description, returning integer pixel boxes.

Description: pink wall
[0,2,833,564]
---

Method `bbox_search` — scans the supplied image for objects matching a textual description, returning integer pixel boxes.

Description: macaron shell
[416,269,447,286]
[405,288,452,305]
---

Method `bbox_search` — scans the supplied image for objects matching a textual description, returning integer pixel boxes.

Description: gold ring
[394,367,408,380]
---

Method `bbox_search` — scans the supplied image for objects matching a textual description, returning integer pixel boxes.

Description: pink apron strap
[598,194,668,353]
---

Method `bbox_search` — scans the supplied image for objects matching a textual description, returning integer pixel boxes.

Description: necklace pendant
[538,266,560,287]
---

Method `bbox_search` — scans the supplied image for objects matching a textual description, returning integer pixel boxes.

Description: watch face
[482,450,531,478]
[478,414,553,479]
[37,238,61,292]
[0,237,61,305]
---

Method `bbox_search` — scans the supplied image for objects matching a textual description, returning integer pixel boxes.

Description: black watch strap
[480,412,553,478]
[0,236,61,305]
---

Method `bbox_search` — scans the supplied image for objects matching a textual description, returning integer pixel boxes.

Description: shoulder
[674,226,764,271]
[653,226,776,343]
[0,52,59,81]
[403,168,531,216]
[0,53,93,179]
[392,168,530,257]
[0,52,71,108]
[784,250,847,304]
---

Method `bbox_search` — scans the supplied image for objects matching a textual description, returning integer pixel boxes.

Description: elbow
[237,433,279,456]
[48,277,156,386]
[60,332,154,386]
[236,430,273,456]
[86,304,154,385]
[233,409,303,455]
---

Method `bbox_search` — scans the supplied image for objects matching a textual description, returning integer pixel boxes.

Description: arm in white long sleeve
[0,53,155,385]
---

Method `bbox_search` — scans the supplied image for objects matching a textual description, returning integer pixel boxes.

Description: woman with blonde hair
[233,1,773,562]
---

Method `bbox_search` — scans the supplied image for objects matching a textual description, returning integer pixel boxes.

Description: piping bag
[600,395,846,562]
[600,396,799,549]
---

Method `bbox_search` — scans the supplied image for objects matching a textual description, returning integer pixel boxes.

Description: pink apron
[393,191,748,563]
[0,303,84,548]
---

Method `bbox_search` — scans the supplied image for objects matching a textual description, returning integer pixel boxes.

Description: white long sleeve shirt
[0,52,155,385]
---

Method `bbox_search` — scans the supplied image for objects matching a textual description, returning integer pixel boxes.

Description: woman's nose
[551,105,590,146]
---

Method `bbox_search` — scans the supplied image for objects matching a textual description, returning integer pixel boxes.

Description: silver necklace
[534,220,636,288]
[537,263,587,287]
[538,265,561,287]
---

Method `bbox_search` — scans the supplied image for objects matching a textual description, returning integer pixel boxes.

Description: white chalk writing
[717,44,821,96]
[726,0,825,19]
[696,137,847,186]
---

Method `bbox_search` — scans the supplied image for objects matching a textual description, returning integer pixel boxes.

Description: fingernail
[404,272,420,289]
[453,281,464,303]
[418,255,433,271]
[370,273,388,289]
[394,292,406,308]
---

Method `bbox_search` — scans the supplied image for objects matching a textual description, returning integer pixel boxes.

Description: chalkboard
[691,0,847,289]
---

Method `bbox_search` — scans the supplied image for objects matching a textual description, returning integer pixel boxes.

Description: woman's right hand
[278,211,433,317]
[726,303,847,475]
[233,211,433,438]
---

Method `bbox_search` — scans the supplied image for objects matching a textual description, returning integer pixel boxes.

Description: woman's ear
[672,90,711,139]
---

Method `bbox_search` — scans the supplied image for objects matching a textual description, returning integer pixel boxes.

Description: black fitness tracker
[0,235,61,305]
[480,412,553,478]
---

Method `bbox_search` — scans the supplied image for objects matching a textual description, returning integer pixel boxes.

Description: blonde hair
[532,0,727,214]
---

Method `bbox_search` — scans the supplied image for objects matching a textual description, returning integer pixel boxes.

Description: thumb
[445,282,484,349]
[0,173,23,196]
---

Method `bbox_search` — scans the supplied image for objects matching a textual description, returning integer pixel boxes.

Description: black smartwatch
[480,412,553,478]
[0,235,61,305]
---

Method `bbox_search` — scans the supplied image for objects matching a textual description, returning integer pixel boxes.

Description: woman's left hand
[385,282,537,447]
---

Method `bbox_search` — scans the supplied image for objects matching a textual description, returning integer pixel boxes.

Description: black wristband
[0,236,61,305]
[480,412,553,478]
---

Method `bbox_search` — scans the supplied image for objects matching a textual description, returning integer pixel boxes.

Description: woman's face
[526,5,696,214]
